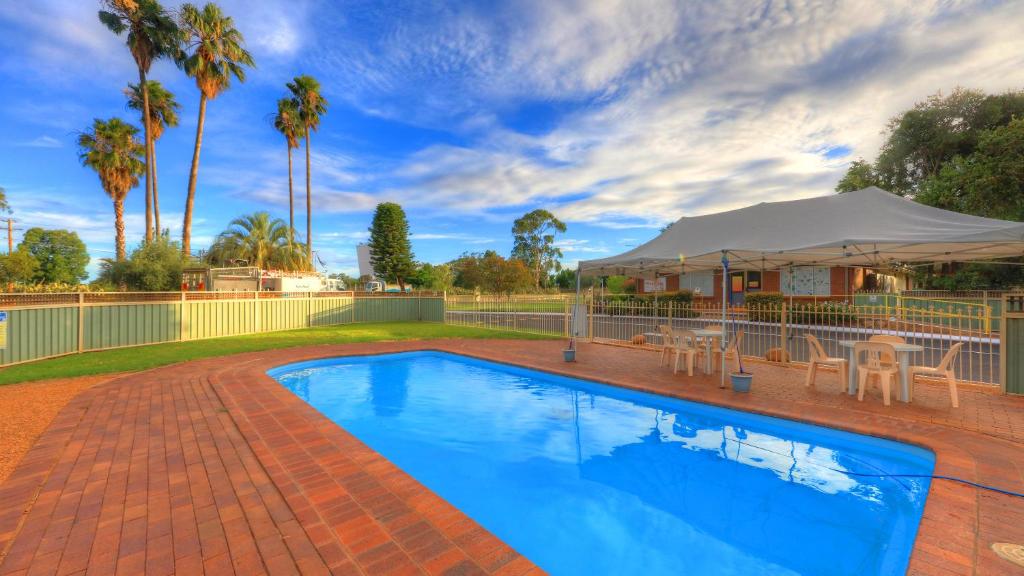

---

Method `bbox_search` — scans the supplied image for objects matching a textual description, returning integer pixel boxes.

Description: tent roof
[579,187,1024,276]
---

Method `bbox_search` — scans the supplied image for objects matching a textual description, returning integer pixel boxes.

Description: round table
[838,340,924,403]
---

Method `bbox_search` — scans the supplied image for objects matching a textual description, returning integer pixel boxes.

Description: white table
[692,329,724,375]
[838,340,924,403]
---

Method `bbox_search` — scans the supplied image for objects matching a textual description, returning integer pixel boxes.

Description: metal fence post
[179,291,187,341]
[780,302,788,365]
[77,292,85,353]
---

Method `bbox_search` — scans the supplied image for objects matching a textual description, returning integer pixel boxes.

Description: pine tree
[367,202,415,291]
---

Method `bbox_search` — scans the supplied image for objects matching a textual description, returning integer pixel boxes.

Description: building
[635,266,909,304]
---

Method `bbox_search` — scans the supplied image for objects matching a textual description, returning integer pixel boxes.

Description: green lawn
[0,322,558,386]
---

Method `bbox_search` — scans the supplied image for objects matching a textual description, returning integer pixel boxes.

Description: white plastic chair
[804,334,849,390]
[909,343,963,407]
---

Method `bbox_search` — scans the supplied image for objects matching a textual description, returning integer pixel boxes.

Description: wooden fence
[0,292,445,367]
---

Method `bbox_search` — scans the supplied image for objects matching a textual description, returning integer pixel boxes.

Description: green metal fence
[0,292,444,367]
[1003,293,1024,395]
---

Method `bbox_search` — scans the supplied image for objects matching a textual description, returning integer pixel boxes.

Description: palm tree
[77,118,145,261]
[208,212,307,270]
[126,80,179,235]
[99,0,179,244]
[179,2,254,258]
[287,75,328,267]
[273,97,301,244]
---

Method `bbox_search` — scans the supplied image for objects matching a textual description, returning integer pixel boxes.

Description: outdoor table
[838,340,924,403]
[692,328,724,375]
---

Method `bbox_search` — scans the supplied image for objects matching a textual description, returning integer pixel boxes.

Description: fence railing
[0,291,444,367]
[444,294,1003,387]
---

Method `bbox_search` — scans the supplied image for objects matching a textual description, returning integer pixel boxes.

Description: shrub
[788,301,858,325]
[746,292,784,322]
[593,291,697,317]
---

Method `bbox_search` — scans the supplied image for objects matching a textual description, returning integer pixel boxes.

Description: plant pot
[563,349,576,362]
[730,372,753,393]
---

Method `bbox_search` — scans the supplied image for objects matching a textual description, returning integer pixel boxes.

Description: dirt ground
[0,375,114,483]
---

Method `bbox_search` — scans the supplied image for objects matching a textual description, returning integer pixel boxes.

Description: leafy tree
[0,185,9,213]
[207,212,308,270]
[0,249,39,286]
[552,268,596,290]
[451,251,533,294]
[18,228,89,284]
[77,117,146,260]
[835,159,879,193]
[838,88,1024,196]
[367,202,415,290]
[409,263,453,291]
[273,97,302,244]
[98,235,184,290]
[126,80,179,234]
[916,118,1024,221]
[99,0,179,243]
[327,271,358,289]
[179,2,254,258]
[511,209,566,288]
[287,75,328,264]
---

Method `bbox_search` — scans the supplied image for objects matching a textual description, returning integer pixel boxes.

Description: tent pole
[720,252,729,388]
[570,262,582,349]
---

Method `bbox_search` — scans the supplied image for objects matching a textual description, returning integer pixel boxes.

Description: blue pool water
[269,351,933,576]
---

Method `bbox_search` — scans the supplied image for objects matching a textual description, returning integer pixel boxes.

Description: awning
[579,187,1024,276]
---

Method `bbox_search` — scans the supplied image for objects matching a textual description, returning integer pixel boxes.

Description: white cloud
[297,0,1024,227]
[19,136,64,148]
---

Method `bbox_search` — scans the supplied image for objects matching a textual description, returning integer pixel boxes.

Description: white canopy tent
[575,187,1024,385]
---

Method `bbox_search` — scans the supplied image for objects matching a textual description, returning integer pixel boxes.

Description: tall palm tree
[77,118,146,261]
[208,212,307,270]
[126,80,179,236]
[273,97,301,244]
[179,2,254,258]
[99,0,179,244]
[287,75,328,267]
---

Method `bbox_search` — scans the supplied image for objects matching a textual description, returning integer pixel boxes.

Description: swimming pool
[269,351,933,576]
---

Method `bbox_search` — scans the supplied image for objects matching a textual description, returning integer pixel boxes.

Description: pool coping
[1,339,1021,575]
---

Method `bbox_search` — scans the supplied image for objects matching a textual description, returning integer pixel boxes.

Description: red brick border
[1,339,1022,575]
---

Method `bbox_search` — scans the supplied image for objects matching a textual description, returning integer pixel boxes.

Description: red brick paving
[1,339,1023,575]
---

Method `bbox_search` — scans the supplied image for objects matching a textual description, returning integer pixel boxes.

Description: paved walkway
[0,339,1022,575]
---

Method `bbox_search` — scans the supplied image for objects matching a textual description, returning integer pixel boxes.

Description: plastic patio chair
[657,325,675,367]
[670,329,698,376]
[854,342,898,406]
[868,334,905,368]
[909,342,963,407]
[804,334,848,391]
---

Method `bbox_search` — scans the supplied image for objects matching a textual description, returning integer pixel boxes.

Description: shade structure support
[720,251,728,388]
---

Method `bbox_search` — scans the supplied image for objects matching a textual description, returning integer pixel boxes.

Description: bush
[788,301,858,325]
[746,292,784,322]
[97,237,184,291]
[593,291,697,317]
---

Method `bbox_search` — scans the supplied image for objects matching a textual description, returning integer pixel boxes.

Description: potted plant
[564,336,576,362]
[730,338,752,392]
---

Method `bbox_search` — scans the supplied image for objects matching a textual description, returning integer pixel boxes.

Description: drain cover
[992,542,1024,568]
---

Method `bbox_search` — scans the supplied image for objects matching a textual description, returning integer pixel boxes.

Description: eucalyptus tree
[126,80,179,234]
[287,75,328,265]
[99,0,179,243]
[178,2,254,258]
[77,118,146,260]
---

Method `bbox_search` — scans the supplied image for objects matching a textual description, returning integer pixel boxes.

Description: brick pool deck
[0,339,1022,575]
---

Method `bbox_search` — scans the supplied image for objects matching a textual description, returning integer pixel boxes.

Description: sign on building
[643,277,667,293]
[0,311,7,350]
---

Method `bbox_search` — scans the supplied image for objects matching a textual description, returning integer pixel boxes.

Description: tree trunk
[305,125,312,268]
[182,93,207,258]
[152,141,161,237]
[140,68,154,243]
[114,197,126,261]
[288,144,294,245]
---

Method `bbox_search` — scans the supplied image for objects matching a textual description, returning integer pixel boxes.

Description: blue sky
[2,0,1023,277]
